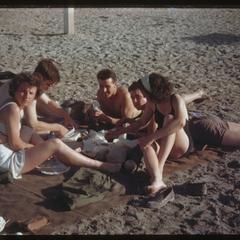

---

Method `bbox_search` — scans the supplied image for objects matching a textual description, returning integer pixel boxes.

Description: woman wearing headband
[106,72,194,195]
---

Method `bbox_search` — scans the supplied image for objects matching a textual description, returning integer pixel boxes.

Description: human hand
[54,124,69,138]
[116,118,128,127]
[92,109,104,118]
[63,115,79,129]
[105,128,121,142]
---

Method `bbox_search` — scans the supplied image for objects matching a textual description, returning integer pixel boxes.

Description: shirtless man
[93,69,141,128]
[0,58,78,138]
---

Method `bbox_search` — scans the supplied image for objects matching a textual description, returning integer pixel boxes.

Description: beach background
[0,8,240,234]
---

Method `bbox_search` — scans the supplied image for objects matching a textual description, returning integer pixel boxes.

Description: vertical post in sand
[64,8,74,34]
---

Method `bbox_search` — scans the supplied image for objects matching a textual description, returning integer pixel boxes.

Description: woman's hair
[34,58,60,84]
[97,69,117,83]
[139,72,174,101]
[9,72,42,98]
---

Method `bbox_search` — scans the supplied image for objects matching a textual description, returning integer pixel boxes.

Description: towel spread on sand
[60,168,119,210]
[81,130,139,164]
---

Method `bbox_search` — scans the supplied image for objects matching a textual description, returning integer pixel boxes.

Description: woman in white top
[0,72,121,179]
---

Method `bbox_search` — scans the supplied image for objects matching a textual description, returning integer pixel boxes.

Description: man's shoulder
[117,86,129,96]
[38,92,51,102]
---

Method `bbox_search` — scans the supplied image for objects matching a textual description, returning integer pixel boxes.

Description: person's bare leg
[143,115,190,195]
[182,89,208,105]
[170,128,190,159]
[141,115,175,195]
[65,141,83,153]
[21,138,121,174]
[221,122,240,147]
[143,133,176,195]
[142,144,161,187]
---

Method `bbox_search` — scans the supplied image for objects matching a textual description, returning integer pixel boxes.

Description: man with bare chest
[93,69,141,128]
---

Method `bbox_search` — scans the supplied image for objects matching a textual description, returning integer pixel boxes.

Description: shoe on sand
[127,186,175,209]
[145,186,175,209]
[127,197,149,207]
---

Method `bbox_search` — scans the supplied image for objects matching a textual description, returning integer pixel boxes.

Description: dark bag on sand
[61,100,93,124]
[61,100,114,131]
[0,71,16,80]
[59,168,119,210]
[0,71,16,86]
[122,144,143,173]
[0,169,14,184]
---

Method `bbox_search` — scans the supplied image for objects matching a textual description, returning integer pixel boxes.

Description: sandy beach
[0,7,240,234]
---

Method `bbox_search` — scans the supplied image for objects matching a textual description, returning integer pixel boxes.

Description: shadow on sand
[30,32,67,37]
[0,32,66,37]
[182,33,240,46]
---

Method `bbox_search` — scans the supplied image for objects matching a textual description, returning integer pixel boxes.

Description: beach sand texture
[0,8,240,234]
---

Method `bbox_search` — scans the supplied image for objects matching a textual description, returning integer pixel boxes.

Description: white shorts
[0,144,25,179]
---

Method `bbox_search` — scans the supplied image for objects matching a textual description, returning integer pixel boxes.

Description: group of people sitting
[0,58,239,196]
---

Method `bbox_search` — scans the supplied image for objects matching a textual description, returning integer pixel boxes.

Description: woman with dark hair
[106,72,194,195]
[0,58,78,138]
[0,72,121,179]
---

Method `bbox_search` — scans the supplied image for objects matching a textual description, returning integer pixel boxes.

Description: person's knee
[170,147,186,159]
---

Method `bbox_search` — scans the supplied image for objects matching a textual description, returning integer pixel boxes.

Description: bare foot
[145,180,167,196]
[195,89,212,103]
[197,89,205,98]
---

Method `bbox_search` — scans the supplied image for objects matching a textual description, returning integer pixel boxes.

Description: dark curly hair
[128,80,145,92]
[9,72,42,98]
[34,58,60,84]
[139,72,174,101]
[97,69,117,83]
[149,73,174,101]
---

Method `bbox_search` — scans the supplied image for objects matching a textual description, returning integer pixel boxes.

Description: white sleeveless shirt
[0,101,25,179]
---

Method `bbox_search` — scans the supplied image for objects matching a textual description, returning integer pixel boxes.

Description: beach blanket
[0,146,225,234]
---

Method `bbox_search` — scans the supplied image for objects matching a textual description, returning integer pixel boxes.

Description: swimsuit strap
[0,101,17,112]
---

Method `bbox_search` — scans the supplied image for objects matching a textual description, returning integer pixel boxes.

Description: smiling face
[98,78,117,98]
[130,89,147,110]
[15,82,37,108]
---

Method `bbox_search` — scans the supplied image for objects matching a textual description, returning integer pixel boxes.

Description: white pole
[64,8,74,34]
